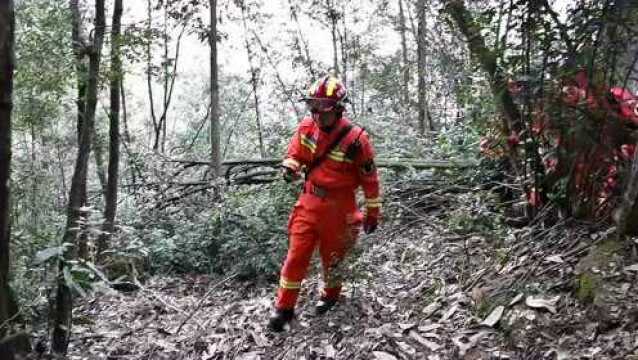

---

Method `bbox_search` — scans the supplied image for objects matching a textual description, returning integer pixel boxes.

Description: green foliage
[143,181,296,279]
[433,125,481,160]
[215,183,295,278]
[33,244,70,265]
[547,177,569,208]
[494,247,509,267]
[10,207,66,305]
[473,296,492,319]
[9,3,76,309]
[146,216,218,274]
[576,272,598,304]
[366,54,404,114]
[14,0,73,130]
[573,238,619,304]
[421,279,442,305]
[445,191,505,238]
[447,209,491,235]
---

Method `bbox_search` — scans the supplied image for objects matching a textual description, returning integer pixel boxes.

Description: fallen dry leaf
[421,332,441,340]
[481,305,505,327]
[373,351,398,360]
[398,323,417,331]
[237,351,261,360]
[410,330,442,351]
[423,301,441,317]
[453,331,488,357]
[397,341,417,356]
[525,295,560,314]
[439,304,459,322]
[325,344,336,358]
[545,255,564,264]
[624,264,638,272]
[508,293,524,307]
[418,323,442,332]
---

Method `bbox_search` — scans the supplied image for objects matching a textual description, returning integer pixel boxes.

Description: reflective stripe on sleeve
[300,134,317,152]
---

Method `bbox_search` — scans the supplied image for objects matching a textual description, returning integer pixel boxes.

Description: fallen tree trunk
[143,157,476,210]
[170,157,475,169]
[614,139,638,242]
[167,157,476,185]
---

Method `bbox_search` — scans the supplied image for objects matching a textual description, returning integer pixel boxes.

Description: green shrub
[140,181,295,278]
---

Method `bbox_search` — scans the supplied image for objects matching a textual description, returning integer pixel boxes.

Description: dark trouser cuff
[276,287,300,309]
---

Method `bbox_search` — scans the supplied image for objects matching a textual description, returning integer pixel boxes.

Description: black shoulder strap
[305,124,353,177]
[344,126,365,160]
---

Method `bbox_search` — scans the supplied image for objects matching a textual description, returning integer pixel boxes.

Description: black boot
[315,297,338,316]
[267,308,294,332]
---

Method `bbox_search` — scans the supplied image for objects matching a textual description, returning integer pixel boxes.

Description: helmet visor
[305,98,338,113]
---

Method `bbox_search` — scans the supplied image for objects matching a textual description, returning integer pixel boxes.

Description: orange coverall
[276,116,381,310]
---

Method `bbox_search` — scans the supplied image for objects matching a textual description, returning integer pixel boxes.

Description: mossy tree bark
[0,1,15,358]
[52,0,106,353]
[209,0,221,177]
[98,0,123,259]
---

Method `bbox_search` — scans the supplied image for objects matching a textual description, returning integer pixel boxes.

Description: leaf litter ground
[65,183,638,359]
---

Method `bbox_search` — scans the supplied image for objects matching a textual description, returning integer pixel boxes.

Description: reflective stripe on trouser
[275,194,362,310]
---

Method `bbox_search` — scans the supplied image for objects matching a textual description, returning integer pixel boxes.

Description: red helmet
[302,75,347,113]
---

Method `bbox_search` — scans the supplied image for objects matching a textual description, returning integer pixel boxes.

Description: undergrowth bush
[140,181,296,279]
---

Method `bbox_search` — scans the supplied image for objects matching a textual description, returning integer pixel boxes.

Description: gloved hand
[363,208,380,234]
[281,165,299,183]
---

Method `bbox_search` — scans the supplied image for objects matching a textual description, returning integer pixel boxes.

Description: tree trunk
[360,60,367,114]
[398,0,410,109]
[120,80,139,194]
[70,0,90,260]
[146,0,159,151]
[239,2,265,158]
[615,2,638,238]
[121,82,130,143]
[328,0,339,74]
[209,0,221,177]
[339,4,348,85]
[609,0,638,90]
[445,0,521,134]
[98,0,123,259]
[405,0,418,40]
[417,0,432,135]
[92,127,107,197]
[56,143,68,204]
[615,139,638,243]
[52,0,105,354]
[0,1,15,359]
[29,125,38,229]
[348,36,358,116]
[287,0,316,78]
[154,18,185,154]
[161,5,169,153]
[78,127,105,260]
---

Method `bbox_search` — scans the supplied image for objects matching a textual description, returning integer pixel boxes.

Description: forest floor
[65,182,638,360]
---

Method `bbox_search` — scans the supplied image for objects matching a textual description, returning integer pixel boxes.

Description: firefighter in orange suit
[268,74,381,332]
